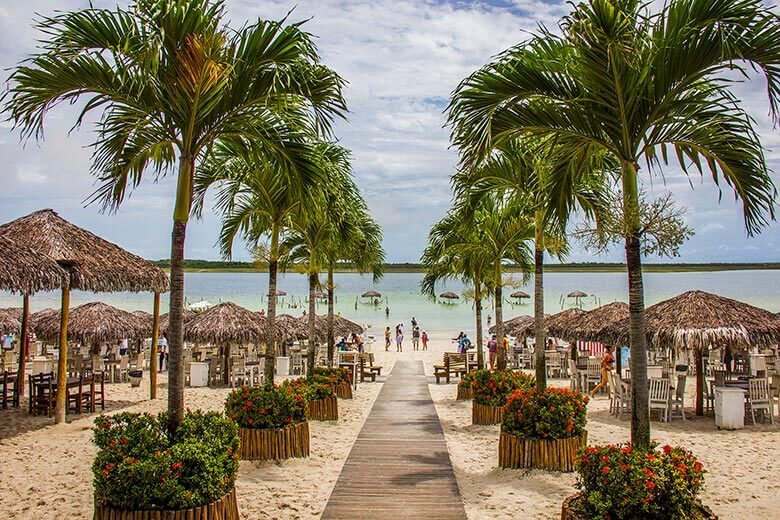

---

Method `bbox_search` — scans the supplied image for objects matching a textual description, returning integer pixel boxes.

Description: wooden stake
[150,292,160,400]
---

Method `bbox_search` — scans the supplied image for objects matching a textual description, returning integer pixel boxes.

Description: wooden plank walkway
[321,360,467,519]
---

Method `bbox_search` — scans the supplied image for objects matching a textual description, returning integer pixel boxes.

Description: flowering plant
[92,411,239,511]
[311,366,351,386]
[470,369,535,406]
[502,387,588,440]
[576,443,706,519]
[225,385,307,429]
[281,378,336,401]
[458,371,474,390]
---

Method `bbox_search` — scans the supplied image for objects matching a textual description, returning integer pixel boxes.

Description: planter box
[239,422,310,461]
[94,487,239,520]
[333,382,353,399]
[307,396,339,421]
[499,430,587,472]
[472,402,503,425]
[456,384,472,400]
[561,491,718,520]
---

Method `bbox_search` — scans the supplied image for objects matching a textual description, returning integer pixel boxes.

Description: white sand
[1,332,778,519]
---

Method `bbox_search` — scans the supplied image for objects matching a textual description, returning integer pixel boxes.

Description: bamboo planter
[94,487,239,520]
[561,492,718,520]
[306,396,338,421]
[499,430,587,472]
[456,383,472,400]
[472,402,504,425]
[333,383,353,399]
[238,422,310,461]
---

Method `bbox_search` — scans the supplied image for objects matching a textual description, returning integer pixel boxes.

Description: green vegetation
[150,259,780,273]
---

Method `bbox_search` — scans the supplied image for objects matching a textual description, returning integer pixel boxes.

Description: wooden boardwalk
[321,360,467,519]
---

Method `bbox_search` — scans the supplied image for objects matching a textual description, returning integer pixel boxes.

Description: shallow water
[2,270,777,337]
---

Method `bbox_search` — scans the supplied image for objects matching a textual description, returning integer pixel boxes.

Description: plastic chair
[670,374,687,420]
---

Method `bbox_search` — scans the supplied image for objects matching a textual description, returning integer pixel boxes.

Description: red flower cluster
[501,386,588,440]
[575,443,706,519]
[225,384,307,430]
[470,369,535,407]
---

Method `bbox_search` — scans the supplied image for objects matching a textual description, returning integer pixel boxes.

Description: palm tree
[194,139,326,388]
[4,0,346,430]
[453,139,603,387]
[448,0,779,447]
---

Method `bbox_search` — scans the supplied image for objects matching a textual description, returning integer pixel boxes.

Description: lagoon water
[2,270,778,337]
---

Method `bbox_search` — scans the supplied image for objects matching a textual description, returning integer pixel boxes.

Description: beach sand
[0,331,778,519]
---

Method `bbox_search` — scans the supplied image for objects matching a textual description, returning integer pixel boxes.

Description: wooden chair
[545,352,562,379]
[67,377,84,414]
[28,372,55,416]
[90,372,106,411]
[568,360,579,392]
[586,358,601,393]
[614,376,631,419]
[607,371,619,415]
[670,374,687,420]
[704,378,715,415]
[117,356,129,383]
[770,374,780,417]
[648,377,671,422]
[208,357,223,386]
[1,371,20,409]
[747,378,774,425]
[229,357,248,387]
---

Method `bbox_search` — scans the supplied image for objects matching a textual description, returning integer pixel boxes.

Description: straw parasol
[0,307,22,333]
[516,308,587,337]
[361,290,381,298]
[510,290,530,300]
[158,309,196,335]
[567,290,587,298]
[0,209,170,421]
[439,291,460,303]
[273,313,306,344]
[602,291,780,416]
[183,302,266,345]
[33,302,150,345]
[309,314,364,342]
[550,302,629,342]
[30,308,58,328]
[491,314,534,335]
[0,236,67,295]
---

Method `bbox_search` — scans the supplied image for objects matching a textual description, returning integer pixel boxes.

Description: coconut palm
[453,138,604,388]
[3,0,346,429]
[194,139,326,387]
[449,0,779,446]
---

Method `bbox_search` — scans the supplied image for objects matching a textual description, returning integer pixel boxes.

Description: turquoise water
[1,270,778,336]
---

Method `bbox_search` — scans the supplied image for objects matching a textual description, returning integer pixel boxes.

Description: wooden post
[150,292,160,400]
[695,348,704,416]
[16,294,30,396]
[54,285,70,424]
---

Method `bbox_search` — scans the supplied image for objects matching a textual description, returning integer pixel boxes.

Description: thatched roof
[30,308,57,329]
[0,307,22,333]
[510,291,530,299]
[548,302,629,342]
[0,235,67,294]
[184,302,265,344]
[516,308,587,337]
[0,209,169,293]
[601,291,780,350]
[361,290,381,298]
[567,290,587,298]
[272,313,306,344]
[491,314,533,335]
[157,309,196,336]
[439,291,460,299]
[33,302,150,344]
[306,314,364,342]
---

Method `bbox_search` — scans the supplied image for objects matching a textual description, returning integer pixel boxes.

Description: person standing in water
[385,306,390,317]
[385,326,391,351]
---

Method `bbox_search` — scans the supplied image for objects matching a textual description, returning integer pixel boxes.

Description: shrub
[281,378,336,401]
[576,443,706,519]
[92,411,239,511]
[470,369,535,406]
[225,385,307,429]
[458,371,474,390]
[502,387,588,440]
[311,366,352,386]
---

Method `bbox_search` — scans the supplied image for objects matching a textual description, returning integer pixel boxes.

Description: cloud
[699,222,725,234]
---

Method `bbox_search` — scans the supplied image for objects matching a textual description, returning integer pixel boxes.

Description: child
[421,330,429,350]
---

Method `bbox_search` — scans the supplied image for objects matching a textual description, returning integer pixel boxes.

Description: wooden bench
[358,357,377,382]
[434,353,470,384]
[360,353,383,376]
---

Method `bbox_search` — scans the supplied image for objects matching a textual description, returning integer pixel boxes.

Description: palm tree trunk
[694,348,704,416]
[166,154,193,435]
[327,262,335,367]
[16,294,29,396]
[623,162,650,448]
[264,223,280,388]
[307,270,317,377]
[54,285,69,424]
[495,283,505,370]
[534,230,547,390]
[150,292,160,400]
[474,277,484,370]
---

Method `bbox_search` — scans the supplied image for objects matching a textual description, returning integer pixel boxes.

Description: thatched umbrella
[30,308,58,328]
[309,314,364,342]
[567,290,588,308]
[550,302,629,342]
[34,302,150,345]
[361,290,381,298]
[516,308,587,337]
[0,308,22,334]
[184,302,266,384]
[158,309,196,336]
[603,291,780,415]
[510,291,530,304]
[491,314,534,336]
[439,291,460,304]
[273,313,306,345]
[0,209,170,421]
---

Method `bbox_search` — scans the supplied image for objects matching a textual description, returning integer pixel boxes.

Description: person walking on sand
[487,335,498,370]
[396,329,404,352]
[411,316,417,329]
[590,345,615,398]
[421,330,429,350]
[385,326,391,351]
[412,327,421,350]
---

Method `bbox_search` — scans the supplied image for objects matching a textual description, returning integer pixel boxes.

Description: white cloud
[699,222,725,233]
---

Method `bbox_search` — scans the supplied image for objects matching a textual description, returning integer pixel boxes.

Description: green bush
[470,369,535,406]
[502,386,588,440]
[311,366,351,385]
[92,411,238,511]
[576,443,706,519]
[281,378,336,401]
[225,385,307,429]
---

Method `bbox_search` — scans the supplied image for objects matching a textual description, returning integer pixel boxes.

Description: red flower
[643,468,655,478]
[646,480,655,490]
[601,455,610,463]
[693,461,703,473]
[172,462,183,471]
[248,418,254,425]
[602,466,611,474]
[646,454,656,461]
[285,417,293,424]
[662,445,673,455]
[246,401,253,407]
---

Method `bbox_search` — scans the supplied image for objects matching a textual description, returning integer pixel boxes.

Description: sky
[0,0,778,264]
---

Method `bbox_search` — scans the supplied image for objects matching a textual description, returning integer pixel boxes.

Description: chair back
[231,356,245,373]
[119,356,128,370]
[714,370,726,388]
[649,378,670,402]
[586,358,601,378]
[749,378,769,400]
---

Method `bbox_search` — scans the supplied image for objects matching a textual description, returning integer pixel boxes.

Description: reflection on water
[2,270,778,336]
